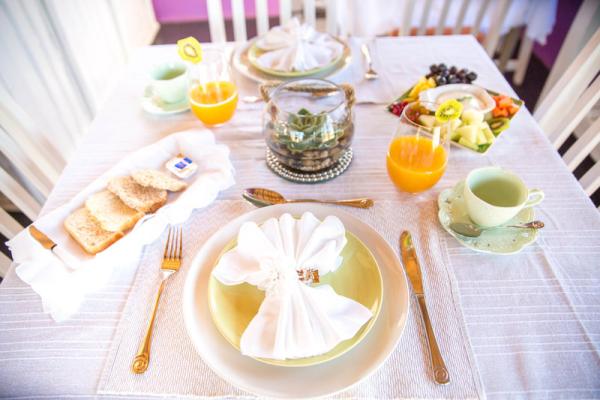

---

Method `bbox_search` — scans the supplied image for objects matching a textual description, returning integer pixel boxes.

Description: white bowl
[419,84,496,114]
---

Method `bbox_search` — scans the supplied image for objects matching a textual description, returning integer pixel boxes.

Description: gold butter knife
[400,231,450,385]
[29,225,78,270]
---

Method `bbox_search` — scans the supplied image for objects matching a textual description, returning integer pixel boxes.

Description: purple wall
[533,0,583,69]
[152,0,280,23]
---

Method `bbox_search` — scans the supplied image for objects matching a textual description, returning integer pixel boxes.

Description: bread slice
[85,190,144,232]
[64,208,123,254]
[108,176,167,213]
[131,169,187,192]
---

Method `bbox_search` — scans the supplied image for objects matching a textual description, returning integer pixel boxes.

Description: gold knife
[29,225,78,270]
[400,231,450,385]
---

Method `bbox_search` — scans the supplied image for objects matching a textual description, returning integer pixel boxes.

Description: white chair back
[0,251,11,278]
[534,28,600,197]
[0,166,41,223]
[538,0,600,105]
[0,89,62,197]
[206,0,341,42]
[0,165,38,277]
[0,205,26,239]
[0,87,52,232]
[393,0,513,57]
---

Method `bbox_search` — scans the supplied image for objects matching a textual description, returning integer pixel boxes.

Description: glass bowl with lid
[260,78,355,172]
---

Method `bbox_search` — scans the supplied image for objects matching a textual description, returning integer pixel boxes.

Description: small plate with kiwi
[387,64,524,155]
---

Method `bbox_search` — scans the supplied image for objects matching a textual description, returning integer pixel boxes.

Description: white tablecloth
[1,36,599,399]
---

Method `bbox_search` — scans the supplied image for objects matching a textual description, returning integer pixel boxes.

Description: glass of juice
[188,49,238,126]
[386,101,451,193]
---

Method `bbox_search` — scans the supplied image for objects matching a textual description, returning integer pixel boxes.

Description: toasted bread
[85,190,144,232]
[64,208,123,254]
[108,176,167,213]
[131,169,187,192]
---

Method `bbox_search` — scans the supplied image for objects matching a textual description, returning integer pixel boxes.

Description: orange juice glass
[386,101,450,193]
[188,49,238,126]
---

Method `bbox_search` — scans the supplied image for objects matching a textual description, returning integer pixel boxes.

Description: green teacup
[149,61,188,104]
[463,167,544,227]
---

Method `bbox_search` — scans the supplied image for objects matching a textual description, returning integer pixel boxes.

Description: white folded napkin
[7,129,235,321]
[212,212,373,360]
[255,18,343,72]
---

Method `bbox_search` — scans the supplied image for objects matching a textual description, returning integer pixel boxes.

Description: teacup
[463,167,544,227]
[149,61,188,104]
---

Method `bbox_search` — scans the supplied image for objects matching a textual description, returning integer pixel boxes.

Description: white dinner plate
[182,203,410,398]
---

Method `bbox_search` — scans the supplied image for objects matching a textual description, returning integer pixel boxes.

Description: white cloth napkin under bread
[7,129,234,321]
[212,212,373,360]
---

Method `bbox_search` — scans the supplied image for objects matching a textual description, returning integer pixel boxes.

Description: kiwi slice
[489,118,510,135]
[435,99,463,123]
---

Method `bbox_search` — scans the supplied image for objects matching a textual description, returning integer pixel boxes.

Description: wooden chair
[534,28,600,198]
[206,0,341,42]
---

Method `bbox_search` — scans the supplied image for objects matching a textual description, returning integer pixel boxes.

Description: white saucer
[438,180,539,255]
[182,203,409,398]
[141,86,190,115]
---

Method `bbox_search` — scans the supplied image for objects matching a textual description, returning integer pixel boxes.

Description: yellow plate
[247,37,350,78]
[207,231,383,367]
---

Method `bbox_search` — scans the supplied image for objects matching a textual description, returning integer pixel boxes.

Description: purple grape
[435,76,447,85]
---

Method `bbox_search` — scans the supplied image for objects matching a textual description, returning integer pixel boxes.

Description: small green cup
[149,61,188,104]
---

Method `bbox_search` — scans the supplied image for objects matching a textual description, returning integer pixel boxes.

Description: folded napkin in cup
[255,18,343,72]
[212,212,373,360]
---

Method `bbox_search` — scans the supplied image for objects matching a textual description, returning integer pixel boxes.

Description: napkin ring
[297,268,320,284]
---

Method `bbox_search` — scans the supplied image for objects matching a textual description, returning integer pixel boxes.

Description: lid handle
[259,81,355,107]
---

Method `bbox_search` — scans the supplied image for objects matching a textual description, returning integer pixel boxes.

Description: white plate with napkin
[248,18,344,76]
[7,129,234,321]
[209,212,381,366]
[183,203,409,398]
[233,18,351,82]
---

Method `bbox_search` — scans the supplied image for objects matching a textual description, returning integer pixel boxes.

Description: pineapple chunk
[461,109,484,125]
[458,137,479,151]
[476,128,488,145]
[455,125,478,143]
[481,123,496,143]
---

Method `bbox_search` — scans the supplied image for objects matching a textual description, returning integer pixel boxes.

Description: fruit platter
[388,64,523,154]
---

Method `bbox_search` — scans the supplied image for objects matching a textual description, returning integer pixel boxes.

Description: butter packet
[166,155,198,179]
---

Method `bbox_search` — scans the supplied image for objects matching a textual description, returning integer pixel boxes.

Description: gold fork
[132,226,182,374]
